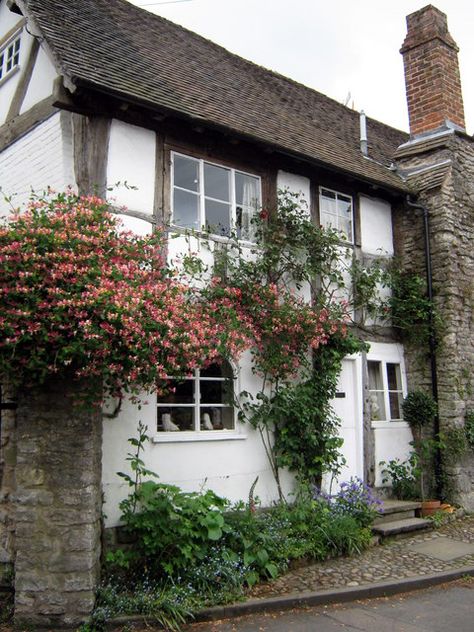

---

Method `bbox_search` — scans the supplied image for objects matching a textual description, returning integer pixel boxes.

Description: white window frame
[319,186,354,243]
[154,362,244,442]
[171,151,262,242]
[0,29,22,86]
[367,343,408,428]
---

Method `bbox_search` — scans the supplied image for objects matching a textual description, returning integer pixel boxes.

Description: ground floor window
[368,360,403,422]
[157,360,235,433]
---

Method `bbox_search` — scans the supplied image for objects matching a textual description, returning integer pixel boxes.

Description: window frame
[154,361,244,442]
[0,29,22,86]
[319,186,354,243]
[367,355,407,426]
[170,150,262,242]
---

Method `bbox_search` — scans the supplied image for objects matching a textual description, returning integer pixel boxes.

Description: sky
[127,0,474,134]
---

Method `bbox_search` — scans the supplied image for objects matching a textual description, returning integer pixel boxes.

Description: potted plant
[402,390,440,516]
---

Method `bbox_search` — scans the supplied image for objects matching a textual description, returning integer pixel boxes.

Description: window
[171,152,261,241]
[157,361,235,434]
[368,361,404,422]
[319,187,353,242]
[0,32,21,83]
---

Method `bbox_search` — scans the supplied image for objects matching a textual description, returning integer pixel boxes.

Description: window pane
[236,173,259,241]
[205,199,231,236]
[368,361,383,390]
[158,378,194,404]
[201,380,233,405]
[321,189,336,201]
[201,362,225,378]
[369,391,386,421]
[158,408,194,432]
[389,391,403,420]
[204,163,230,201]
[386,363,401,390]
[173,189,199,229]
[174,154,199,192]
[200,406,234,430]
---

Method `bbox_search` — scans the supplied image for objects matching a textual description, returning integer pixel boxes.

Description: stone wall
[394,131,474,508]
[12,377,102,628]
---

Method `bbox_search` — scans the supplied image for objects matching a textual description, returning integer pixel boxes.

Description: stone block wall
[394,132,474,508]
[12,377,102,628]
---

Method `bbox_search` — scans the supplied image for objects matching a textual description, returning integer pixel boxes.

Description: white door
[324,358,363,491]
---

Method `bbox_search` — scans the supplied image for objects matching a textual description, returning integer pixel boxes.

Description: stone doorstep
[378,500,422,514]
[373,500,422,527]
[372,517,433,538]
[373,510,416,525]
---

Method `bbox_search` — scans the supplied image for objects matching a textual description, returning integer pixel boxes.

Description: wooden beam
[0,96,57,152]
[72,114,111,198]
[0,18,25,47]
[6,37,40,122]
[153,132,165,225]
[109,205,156,226]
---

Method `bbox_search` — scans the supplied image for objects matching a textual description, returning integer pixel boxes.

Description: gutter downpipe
[405,195,442,498]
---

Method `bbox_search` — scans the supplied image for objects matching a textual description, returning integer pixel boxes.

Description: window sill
[371,420,409,429]
[152,432,246,443]
[167,225,256,248]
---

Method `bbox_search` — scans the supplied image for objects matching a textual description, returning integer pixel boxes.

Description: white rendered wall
[102,354,294,527]
[19,45,58,114]
[0,112,75,216]
[107,120,156,215]
[360,195,394,256]
[277,170,310,215]
[368,342,413,487]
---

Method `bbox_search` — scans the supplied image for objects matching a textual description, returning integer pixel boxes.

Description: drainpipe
[405,196,442,497]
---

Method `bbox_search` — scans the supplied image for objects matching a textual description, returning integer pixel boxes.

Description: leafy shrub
[402,390,437,432]
[323,477,382,527]
[116,481,230,576]
[380,453,420,500]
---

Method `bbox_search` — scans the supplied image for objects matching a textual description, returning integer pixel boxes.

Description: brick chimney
[400,5,465,137]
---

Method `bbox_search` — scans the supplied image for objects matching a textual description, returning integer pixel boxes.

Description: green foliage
[386,268,435,344]
[380,453,421,500]
[326,477,382,528]
[242,333,366,488]
[465,411,474,450]
[442,426,468,466]
[102,429,375,628]
[402,390,438,433]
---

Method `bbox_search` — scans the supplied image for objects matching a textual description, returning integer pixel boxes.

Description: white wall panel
[107,120,156,214]
[360,195,394,256]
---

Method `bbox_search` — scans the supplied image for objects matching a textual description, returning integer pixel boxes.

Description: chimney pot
[400,5,465,136]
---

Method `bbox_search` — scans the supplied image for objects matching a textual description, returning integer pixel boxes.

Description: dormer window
[0,31,21,83]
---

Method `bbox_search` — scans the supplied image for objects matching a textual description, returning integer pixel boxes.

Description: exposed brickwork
[394,132,474,508]
[400,6,465,136]
[12,377,102,627]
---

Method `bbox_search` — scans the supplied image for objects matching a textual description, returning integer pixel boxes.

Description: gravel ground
[249,515,474,599]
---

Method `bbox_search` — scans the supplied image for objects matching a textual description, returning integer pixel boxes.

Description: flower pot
[421,499,441,517]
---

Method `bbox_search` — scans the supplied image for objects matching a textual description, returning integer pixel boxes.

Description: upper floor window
[368,360,403,422]
[171,152,261,241]
[320,187,353,242]
[0,33,21,83]
[157,360,235,435]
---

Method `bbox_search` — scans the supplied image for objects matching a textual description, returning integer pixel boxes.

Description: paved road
[185,580,474,631]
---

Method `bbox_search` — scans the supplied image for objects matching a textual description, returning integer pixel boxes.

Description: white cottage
[0,0,417,530]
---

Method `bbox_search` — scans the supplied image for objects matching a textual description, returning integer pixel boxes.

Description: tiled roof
[21,0,408,191]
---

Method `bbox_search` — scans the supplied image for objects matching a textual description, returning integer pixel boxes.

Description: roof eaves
[70,76,408,195]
